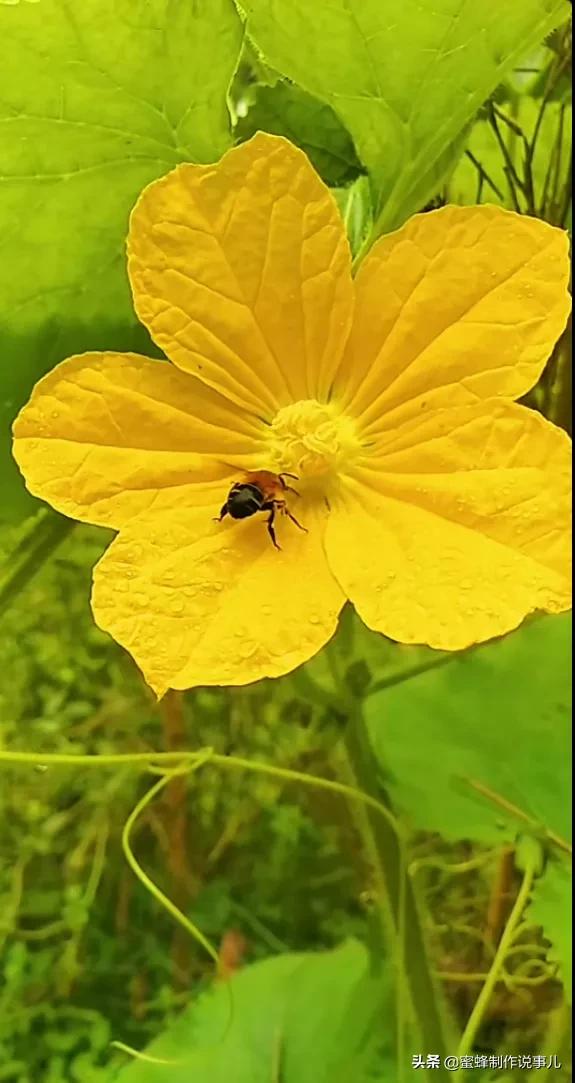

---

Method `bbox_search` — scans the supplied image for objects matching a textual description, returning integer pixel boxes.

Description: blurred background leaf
[365,613,571,848]
[235,81,364,186]
[0,0,243,523]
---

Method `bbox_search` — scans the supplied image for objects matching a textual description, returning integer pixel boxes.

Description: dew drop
[51,411,60,420]
[261,604,272,616]
[308,613,321,625]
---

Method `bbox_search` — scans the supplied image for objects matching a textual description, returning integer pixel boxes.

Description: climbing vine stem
[456,838,541,1060]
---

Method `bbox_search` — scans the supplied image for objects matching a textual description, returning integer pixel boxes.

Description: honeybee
[215,471,307,550]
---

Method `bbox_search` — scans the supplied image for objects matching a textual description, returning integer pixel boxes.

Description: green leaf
[0,508,73,613]
[365,614,571,847]
[112,940,390,1082]
[527,859,572,996]
[0,0,243,523]
[239,0,570,242]
[235,81,364,186]
[332,176,373,259]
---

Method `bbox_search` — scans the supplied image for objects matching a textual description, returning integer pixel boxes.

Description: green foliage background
[0,1,572,1081]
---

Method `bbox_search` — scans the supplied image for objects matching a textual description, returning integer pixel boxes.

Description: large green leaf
[365,614,571,847]
[0,0,242,522]
[239,0,569,242]
[111,940,391,1082]
[235,81,363,186]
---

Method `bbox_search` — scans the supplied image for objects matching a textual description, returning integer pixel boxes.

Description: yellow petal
[92,504,345,694]
[128,133,353,414]
[12,352,264,529]
[337,205,570,435]
[326,401,571,650]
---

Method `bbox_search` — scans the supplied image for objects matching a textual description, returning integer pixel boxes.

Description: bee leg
[278,473,301,496]
[286,509,307,533]
[265,506,281,550]
[213,504,228,523]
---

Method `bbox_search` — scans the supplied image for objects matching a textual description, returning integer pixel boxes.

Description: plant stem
[341,696,456,1080]
[544,316,572,436]
[159,691,196,989]
[456,846,538,1059]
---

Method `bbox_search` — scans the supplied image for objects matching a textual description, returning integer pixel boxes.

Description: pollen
[265,399,363,482]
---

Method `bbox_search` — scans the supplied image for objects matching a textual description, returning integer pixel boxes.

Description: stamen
[265,400,362,482]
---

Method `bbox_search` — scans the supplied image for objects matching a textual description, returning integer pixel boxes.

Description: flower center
[265,399,362,483]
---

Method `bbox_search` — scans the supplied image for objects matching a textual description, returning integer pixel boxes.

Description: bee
[215,471,307,550]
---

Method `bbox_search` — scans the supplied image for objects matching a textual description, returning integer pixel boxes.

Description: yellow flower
[12,135,571,695]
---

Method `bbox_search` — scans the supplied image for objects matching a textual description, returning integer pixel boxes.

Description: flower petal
[326,401,571,650]
[337,206,570,435]
[92,504,345,693]
[128,133,353,414]
[12,352,263,528]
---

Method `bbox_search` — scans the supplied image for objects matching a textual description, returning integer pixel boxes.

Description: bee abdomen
[229,497,262,520]
[227,482,265,520]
